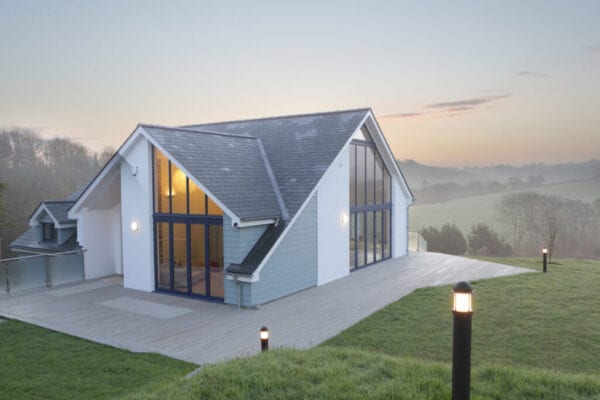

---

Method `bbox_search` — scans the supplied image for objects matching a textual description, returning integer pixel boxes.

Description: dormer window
[42,223,55,241]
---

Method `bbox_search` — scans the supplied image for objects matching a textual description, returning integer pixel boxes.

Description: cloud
[379,112,423,119]
[515,70,548,78]
[379,93,511,121]
[426,94,511,111]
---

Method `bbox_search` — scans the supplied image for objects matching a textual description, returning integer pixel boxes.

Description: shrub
[421,223,467,255]
[468,223,512,256]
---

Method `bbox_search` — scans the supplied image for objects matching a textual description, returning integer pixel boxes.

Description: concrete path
[0,252,531,365]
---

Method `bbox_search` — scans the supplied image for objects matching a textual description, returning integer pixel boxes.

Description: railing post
[5,262,11,294]
[44,255,52,287]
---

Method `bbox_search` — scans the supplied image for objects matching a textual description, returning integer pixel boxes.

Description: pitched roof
[185,108,370,218]
[44,201,76,225]
[10,227,79,254]
[142,125,284,221]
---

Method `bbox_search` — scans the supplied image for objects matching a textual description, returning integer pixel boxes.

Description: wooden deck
[0,252,531,365]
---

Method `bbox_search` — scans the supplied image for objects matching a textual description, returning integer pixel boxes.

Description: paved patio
[0,252,531,365]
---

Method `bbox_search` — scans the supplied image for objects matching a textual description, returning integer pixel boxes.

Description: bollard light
[452,281,473,400]
[542,248,548,273]
[260,326,269,352]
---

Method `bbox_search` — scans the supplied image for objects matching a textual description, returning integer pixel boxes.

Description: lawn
[4,258,600,399]
[121,258,600,399]
[0,320,196,400]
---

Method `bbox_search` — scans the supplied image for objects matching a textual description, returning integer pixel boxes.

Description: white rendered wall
[78,204,121,279]
[392,179,409,258]
[120,138,154,292]
[317,146,350,285]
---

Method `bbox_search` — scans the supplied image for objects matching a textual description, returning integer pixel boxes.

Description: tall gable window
[153,148,224,300]
[349,125,392,270]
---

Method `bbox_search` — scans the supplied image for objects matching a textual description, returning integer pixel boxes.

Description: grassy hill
[409,177,600,238]
[122,258,600,399]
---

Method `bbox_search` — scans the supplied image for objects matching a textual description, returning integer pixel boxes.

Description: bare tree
[496,191,541,253]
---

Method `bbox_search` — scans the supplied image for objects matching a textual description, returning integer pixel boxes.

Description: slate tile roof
[44,201,76,225]
[10,227,79,254]
[142,125,283,221]
[186,108,370,219]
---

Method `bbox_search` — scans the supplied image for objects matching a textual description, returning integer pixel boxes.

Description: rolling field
[409,178,600,238]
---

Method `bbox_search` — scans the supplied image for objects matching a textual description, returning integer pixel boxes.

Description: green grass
[409,178,600,236]
[120,258,600,399]
[326,258,600,375]
[122,347,600,400]
[5,258,600,399]
[0,320,196,400]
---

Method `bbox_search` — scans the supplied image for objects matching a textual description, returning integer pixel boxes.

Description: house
[18,109,414,307]
[10,187,84,255]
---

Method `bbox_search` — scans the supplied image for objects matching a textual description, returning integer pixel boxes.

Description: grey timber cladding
[186,109,369,219]
[246,194,318,306]
[142,125,283,221]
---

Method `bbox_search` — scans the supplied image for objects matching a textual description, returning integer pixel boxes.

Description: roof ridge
[139,123,259,140]
[181,107,372,128]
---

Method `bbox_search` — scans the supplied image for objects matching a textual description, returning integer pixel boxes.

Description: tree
[495,191,541,253]
[467,223,512,256]
[421,223,467,255]
[0,183,8,259]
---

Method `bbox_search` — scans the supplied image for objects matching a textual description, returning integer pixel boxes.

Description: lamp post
[542,248,548,273]
[452,281,473,400]
[260,326,269,352]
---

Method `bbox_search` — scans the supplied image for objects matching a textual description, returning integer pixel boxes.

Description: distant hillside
[400,159,600,190]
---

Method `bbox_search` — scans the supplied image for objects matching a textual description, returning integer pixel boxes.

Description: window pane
[189,183,206,215]
[366,147,375,205]
[375,211,383,261]
[155,149,170,213]
[172,223,188,293]
[356,146,366,206]
[190,224,206,296]
[366,211,375,264]
[356,213,365,267]
[349,145,356,207]
[170,164,188,214]
[207,197,223,215]
[383,210,391,259]
[349,213,356,270]
[208,225,224,298]
[375,153,384,203]
[384,168,391,203]
[156,222,170,289]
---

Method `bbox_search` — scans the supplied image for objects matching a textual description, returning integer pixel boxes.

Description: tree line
[421,192,600,261]
[0,128,112,258]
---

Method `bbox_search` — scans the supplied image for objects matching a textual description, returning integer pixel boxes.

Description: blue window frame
[349,126,392,270]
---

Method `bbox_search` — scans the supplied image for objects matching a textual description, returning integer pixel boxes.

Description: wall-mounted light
[166,190,175,197]
[131,165,138,176]
[130,222,139,231]
[340,214,349,225]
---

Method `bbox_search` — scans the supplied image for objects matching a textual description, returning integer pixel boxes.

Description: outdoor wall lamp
[340,214,349,225]
[452,281,473,400]
[130,222,139,232]
[542,248,548,273]
[260,326,269,352]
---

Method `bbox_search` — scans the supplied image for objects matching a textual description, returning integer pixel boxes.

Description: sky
[1,0,599,167]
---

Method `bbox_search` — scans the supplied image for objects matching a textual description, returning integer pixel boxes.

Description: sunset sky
[1,1,599,166]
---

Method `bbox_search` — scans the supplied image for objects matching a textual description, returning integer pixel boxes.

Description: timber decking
[0,252,531,365]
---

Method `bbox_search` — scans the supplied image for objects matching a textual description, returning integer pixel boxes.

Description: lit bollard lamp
[542,248,548,273]
[452,281,473,400]
[260,326,269,352]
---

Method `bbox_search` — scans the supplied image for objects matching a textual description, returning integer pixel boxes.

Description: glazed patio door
[155,219,224,300]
